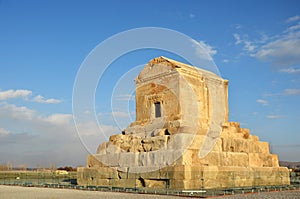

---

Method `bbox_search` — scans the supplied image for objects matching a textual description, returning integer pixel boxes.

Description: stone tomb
[77,56,289,189]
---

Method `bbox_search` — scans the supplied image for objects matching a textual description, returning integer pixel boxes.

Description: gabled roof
[148,56,224,81]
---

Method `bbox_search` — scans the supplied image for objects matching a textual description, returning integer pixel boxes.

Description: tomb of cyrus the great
[78,56,290,189]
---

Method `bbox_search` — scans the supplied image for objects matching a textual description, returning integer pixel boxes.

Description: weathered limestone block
[192,151,221,166]
[124,125,145,135]
[106,143,123,154]
[141,135,168,152]
[249,135,259,141]
[222,122,240,134]
[189,134,205,150]
[222,122,251,140]
[170,179,201,189]
[256,141,270,153]
[127,166,161,176]
[249,153,275,167]
[169,165,193,180]
[272,154,279,167]
[96,167,118,179]
[87,154,104,167]
[97,142,107,155]
[167,120,181,134]
[129,137,144,152]
[144,179,166,188]
[167,133,195,150]
[249,141,269,153]
[109,179,137,187]
[222,138,250,152]
[95,153,120,167]
[211,138,223,151]
[201,166,220,188]
[175,149,195,165]
[239,128,250,139]
[119,152,138,167]
[221,152,249,167]
[139,170,161,179]
[151,135,168,151]
[96,179,110,186]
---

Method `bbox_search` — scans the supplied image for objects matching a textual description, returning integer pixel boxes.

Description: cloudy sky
[0,0,299,167]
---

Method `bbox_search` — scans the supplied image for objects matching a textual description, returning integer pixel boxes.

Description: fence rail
[0,171,299,198]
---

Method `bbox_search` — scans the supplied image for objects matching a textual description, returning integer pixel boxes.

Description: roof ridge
[151,56,220,78]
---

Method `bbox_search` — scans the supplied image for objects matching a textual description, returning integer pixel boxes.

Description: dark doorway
[155,102,161,118]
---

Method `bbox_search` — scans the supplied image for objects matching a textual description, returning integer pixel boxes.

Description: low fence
[0,171,77,187]
[0,170,299,197]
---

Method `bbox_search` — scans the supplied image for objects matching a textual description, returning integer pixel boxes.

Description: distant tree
[57,166,76,171]
[0,162,13,171]
[18,164,26,171]
[294,168,300,172]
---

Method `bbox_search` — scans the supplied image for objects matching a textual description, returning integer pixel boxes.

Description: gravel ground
[0,185,300,199]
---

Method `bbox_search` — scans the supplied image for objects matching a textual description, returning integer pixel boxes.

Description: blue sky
[0,0,299,167]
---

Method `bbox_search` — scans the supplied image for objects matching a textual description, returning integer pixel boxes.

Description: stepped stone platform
[77,56,290,189]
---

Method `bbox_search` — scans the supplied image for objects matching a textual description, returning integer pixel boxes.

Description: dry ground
[0,185,300,199]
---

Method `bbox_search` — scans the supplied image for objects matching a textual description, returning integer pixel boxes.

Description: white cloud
[286,15,300,23]
[283,89,300,96]
[244,40,256,52]
[267,115,282,119]
[285,22,300,33]
[256,99,269,106]
[198,41,217,56]
[0,103,100,167]
[234,17,300,70]
[223,59,229,63]
[0,89,32,100]
[254,31,300,67]
[233,33,242,45]
[279,67,300,74]
[191,39,217,61]
[263,88,300,97]
[43,113,73,125]
[33,95,61,104]
[233,33,256,52]
[0,89,62,105]
[0,127,11,137]
[0,103,36,120]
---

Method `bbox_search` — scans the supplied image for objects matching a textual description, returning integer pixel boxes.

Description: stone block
[167,133,195,150]
[249,153,275,167]
[129,138,144,152]
[189,134,205,150]
[119,152,138,167]
[222,138,250,153]
[144,179,166,188]
[97,142,107,155]
[272,154,279,167]
[127,166,160,176]
[87,154,104,167]
[98,153,120,167]
[191,151,219,166]
[96,179,110,186]
[257,141,270,153]
[106,143,122,154]
[239,128,250,139]
[221,152,249,167]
